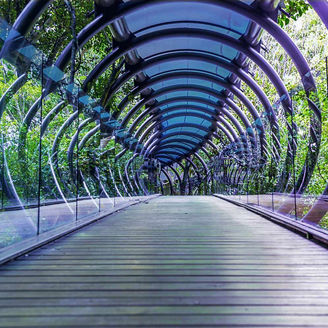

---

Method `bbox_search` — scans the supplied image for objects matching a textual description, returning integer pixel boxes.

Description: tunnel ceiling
[0,0,327,198]
[87,0,321,176]
[95,0,268,167]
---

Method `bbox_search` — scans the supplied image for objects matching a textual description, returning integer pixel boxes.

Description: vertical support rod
[37,56,44,235]
[75,88,80,221]
[1,133,4,210]
[291,97,297,219]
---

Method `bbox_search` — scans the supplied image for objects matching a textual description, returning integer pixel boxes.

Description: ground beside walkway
[1,196,328,327]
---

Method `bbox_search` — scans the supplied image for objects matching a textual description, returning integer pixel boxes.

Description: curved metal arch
[132,72,265,127]
[152,104,216,118]
[9,0,324,197]
[152,111,216,127]
[193,153,210,187]
[42,2,254,90]
[122,84,256,157]
[124,95,251,137]
[155,144,195,155]
[155,149,188,158]
[161,168,174,195]
[142,131,210,158]
[168,165,183,193]
[144,122,234,164]
[120,88,256,149]
[44,2,312,182]
[12,0,53,35]
[126,104,216,138]
[108,0,317,94]
[123,71,267,147]
[200,147,212,161]
[136,113,218,147]
[154,139,216,158]
[81,29,286,151]
[41,101,66,137]
[67,117,95,180]
[149,116,242,159]
[108,71,267,159]
[0,74,28,121]
[88,59,268,140]
[157,122,213,138]
[156,153,178,163]
[125,154,142,195]
[124,154,138,195]
[80,27,292,112]
[155,143,194,154]
[36,0,318,188]
[308,0,328,30]
[85,51,279,141]
[127,97,251,155]
[184,157,202,194]
[140,118,232,155]
[158,138,200,148]
[67,29,288,161]
[146,136,219,162]
[83,49,279,141]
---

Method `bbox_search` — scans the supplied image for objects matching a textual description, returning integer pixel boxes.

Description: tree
[278,0,311,27]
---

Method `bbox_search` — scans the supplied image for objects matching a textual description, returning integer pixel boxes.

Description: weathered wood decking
[1,196,328,327]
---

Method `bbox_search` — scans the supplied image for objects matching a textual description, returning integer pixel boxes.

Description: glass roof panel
[118,0,258,164]
[161,116,212,127]
[156,90,220,103]
[125,2,252,37]
[136,22,242,39]
[150,78,225,93]
[162,126,208,137]
[161,109,212,118]
[158,142,194,150]
[143,60,231,78]
[157,147,186,154]
[160,101,216,111]
[136,37,239,62]
[161,135,202,144]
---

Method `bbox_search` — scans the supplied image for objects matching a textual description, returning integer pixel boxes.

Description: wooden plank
[1,195,328,327]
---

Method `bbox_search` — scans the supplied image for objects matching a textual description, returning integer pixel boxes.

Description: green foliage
[278,0,311,27]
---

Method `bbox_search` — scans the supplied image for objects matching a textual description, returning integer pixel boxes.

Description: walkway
[1,196,328,327]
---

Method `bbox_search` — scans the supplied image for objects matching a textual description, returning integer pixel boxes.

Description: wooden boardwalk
[1,196,328,327]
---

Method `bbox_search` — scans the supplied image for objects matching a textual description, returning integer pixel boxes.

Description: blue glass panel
[0,18,10,40]
[162,135,202,144]
[158,158,171,163]
[144,60,230,79]
[43,66,65,83]
[159,142,194,149]
[161,116,212,128]
[6,28,20,41]
[18,45,37,59]
[162,126,208,137]
[155,90,221,103]
[157,148,185,154]
[125,2,250,36]
[160,102,217,112]
[78,95,93,105]
[66,83,79,95]
[100,112,110,119]
[93,106,104,113]
[135,22,242,39]
[150,78,224,93]
[136,37,238,62]
[161,110,212,118]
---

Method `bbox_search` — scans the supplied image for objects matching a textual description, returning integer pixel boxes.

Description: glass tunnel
[0,0,328,250]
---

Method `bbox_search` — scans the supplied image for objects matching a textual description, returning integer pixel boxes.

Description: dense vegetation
[0,0,327,218]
